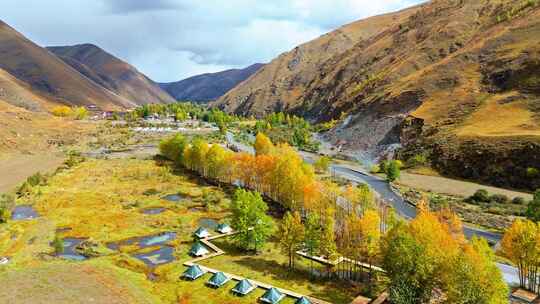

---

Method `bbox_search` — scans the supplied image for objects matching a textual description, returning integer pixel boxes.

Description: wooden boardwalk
[296,251,385,273]
[184,229,332,304]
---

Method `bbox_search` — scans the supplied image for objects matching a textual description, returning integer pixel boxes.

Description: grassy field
[0,158,360,304]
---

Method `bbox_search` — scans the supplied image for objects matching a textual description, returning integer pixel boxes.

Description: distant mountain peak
[160,63,264,102]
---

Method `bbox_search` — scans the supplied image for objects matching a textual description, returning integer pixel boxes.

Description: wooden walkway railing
[295,251,385,273]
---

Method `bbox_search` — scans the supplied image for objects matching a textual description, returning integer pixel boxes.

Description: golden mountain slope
[47,44,175,105]
[214,0,540,189]
[0,20,133,110]
[214,5,420,114]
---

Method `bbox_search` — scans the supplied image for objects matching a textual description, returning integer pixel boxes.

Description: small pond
[198,218,219,230]
[162,194,186,202]
[107,231,177,251]
[57,238,88,261]
[11,205,39,220]
[132,246,175,267]
[141,207,166,215]
[188,207,205,212]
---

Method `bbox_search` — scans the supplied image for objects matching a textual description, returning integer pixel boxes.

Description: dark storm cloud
[0,0,425,82]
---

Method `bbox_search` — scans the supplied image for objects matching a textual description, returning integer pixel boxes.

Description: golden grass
[456,93,540,137]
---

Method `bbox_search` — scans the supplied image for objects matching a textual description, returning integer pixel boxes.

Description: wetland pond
[133,246,175,267]
[57,238,88,261]
[107,232,177,251]
[140,207,166,215]
[11,205,39,220]
[198,218,219,230]
[162,194,187,202]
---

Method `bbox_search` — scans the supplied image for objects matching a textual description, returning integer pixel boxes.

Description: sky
[1,0,423,82]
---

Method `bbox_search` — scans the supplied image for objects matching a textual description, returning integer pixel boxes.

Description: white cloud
[0,0,425,82]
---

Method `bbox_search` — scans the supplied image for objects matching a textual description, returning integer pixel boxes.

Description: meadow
[0,157,358,304]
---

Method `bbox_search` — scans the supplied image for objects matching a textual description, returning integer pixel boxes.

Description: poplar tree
[254,132,274,156]
[278,211,305,269]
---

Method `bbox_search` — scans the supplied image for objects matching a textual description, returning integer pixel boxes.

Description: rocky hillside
[0,20,134,110]
[47,44,175,105]
[214,0,540,190]
[160,63,264,102]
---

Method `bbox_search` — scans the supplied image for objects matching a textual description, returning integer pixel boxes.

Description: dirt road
[398,172,533,201]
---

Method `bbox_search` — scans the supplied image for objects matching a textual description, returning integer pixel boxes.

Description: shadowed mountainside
[47,44,175,106]
[160,63,264,102]
[213,0,540,190]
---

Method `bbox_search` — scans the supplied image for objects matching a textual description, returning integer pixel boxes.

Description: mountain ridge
[160,63,264,102]
[47,43,175,106]
[0,20,134,110]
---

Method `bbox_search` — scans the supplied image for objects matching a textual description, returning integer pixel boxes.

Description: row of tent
[194,223,233,239]
[182,264,312,304]
[190,224,234,257]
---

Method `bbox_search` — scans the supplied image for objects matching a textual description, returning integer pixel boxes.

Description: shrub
[16,182,33,197]
[490,194,509,204]
[406,153,428,168]
[27,172,47,187]
[370,165,381,174]
[72,107,89,120]
[0,194,15,223]
[512,197,527,205]
[386,160,401,182]
[395,160,404,169]
[314,156,331,173]
[52,235,64,254]
[527,167,539,178]
[379,160,390,173]
[468,189,490,203]
[64,151,85,168]
[51,106,71,117]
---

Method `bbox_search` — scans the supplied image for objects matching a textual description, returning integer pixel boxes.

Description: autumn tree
[446,237,508,304]
[159,133,186,165]
[314,156,331,173]
[501,219,540,292]
[254,132,274,156]
[206,144,227,181]
[230,189,273,253]
[304,213,321,275]
[319,208,337,259]
[358,209,381,281]
[383,208,507,304]
[190,138,210,176]
[278,211,305,269]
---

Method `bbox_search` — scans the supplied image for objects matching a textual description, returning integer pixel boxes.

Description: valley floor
[0,158,360,304]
